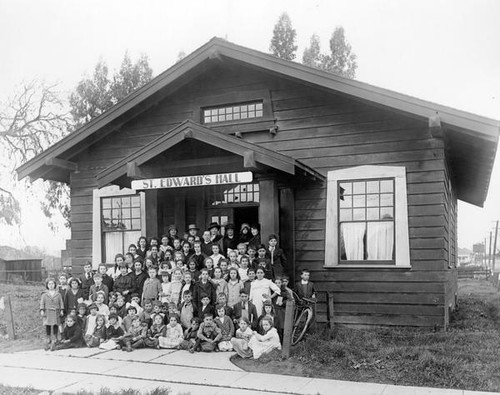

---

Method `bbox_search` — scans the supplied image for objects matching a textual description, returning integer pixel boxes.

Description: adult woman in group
[249,268,281,316]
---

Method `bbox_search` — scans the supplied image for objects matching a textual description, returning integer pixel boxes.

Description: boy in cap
[187,224,199,239]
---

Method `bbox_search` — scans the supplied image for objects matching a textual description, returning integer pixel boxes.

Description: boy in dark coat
[232,289,258,329]
[79,261,94,300]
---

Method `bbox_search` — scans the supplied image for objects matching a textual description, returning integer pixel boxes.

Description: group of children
[40,222,316,359]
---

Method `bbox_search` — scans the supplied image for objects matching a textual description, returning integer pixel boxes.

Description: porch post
[279,187,295,282]
[145,190,158,238]
[259,178,279,243]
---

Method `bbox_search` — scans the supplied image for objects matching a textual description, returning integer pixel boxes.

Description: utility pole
[493,220,499,272]
[489,232,493,268]
[484,238,488,267]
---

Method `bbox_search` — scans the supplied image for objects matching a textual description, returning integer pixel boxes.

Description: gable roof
[16,37,499,206]
[96,120,324,188]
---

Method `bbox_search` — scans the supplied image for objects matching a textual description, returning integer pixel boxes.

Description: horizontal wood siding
[66,62,452,327]
[264,80,449,328]
[69,169,98,273]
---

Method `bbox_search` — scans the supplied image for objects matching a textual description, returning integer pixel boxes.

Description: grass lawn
[232,278,500,392]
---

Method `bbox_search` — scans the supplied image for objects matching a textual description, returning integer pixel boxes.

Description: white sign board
[131,171,253,190]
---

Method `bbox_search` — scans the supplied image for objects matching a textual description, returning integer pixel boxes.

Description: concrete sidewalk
[0,348,496,395]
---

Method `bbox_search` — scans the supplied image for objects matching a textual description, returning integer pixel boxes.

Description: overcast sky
[0,0,499,255]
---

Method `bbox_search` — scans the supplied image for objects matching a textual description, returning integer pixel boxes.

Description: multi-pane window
[203,101,263,124]
[101,195,142,263]
[207,183,259,206]
[338,179,395,262]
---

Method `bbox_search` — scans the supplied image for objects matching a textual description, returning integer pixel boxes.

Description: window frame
[92,186,146,268]
[325,165,410,268]
[337,177,396,264]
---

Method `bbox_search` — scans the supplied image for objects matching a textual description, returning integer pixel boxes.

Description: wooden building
[0,258,43,283]
[17,38,499,328]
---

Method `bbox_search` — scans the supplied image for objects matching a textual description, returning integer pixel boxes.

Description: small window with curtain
[338,179,395,263]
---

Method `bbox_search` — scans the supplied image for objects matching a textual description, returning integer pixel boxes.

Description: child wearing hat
[208,222,223,243]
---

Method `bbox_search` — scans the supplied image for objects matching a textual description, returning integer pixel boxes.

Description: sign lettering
[131,171,253,190]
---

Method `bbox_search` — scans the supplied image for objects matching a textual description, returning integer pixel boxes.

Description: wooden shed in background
[0,258,43,283]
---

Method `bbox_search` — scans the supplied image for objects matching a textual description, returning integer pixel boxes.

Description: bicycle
[291,293,316,345]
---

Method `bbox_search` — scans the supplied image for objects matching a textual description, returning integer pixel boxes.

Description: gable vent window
[203,101,263,124]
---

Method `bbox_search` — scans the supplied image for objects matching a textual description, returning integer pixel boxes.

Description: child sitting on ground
[118,316,147,351]
[54,314,85,350]
[231,317,253,358]
[159,314,184,349]
[214,304,234,351]
[192,313,222,353]
[100,313,123,350]
[144,314,166,349]
[248,317,281,359]
[122,305,139,332]
[85,314,107,347]
[180,317,201,351]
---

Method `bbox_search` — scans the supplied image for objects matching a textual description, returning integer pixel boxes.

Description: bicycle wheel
[291,308,312,345]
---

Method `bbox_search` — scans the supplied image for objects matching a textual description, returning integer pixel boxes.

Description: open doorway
[234,206,259,233]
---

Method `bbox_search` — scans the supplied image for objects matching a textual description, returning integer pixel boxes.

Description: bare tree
[0,80,70,226]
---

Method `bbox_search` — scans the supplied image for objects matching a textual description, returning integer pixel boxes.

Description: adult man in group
[208,222,223,243]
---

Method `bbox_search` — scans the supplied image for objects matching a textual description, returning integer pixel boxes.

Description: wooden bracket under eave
[429,114,444,139]
[44,157,78,172]
[126,161,145,179]
[243,150,265,172]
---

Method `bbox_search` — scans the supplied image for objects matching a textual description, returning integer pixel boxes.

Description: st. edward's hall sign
[131,172,253,190]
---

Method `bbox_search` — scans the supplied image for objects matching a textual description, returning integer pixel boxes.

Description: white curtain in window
[367,222,394,260]
[104,232,122,264]
[104,231,141,263]
[340,223,366,260]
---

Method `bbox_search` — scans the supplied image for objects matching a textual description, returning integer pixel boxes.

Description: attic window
[203,101,263,124]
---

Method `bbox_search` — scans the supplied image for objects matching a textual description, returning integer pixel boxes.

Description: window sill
[323,264,411,269]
